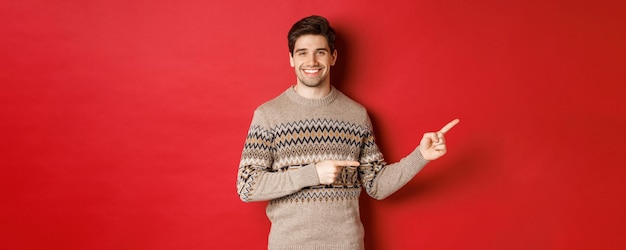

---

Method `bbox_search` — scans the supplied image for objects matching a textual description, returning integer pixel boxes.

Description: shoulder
[249,89,291,125]
[333,89,368,116]
[337,91,365,108]
[254,87,289,110]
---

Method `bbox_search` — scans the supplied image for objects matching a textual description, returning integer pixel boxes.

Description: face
[289,34,337,88]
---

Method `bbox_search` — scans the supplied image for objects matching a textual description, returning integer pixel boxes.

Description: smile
[303,69,321,74]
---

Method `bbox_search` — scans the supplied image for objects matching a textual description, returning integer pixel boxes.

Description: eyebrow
[295,48,329,53]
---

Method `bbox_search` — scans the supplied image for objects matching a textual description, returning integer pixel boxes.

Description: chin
[298,78,326,88]
[303,82,322,88]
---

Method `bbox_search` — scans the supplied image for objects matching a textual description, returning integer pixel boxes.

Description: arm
[236,111,322,202]
[360,119,459,200]
[237,162,320,202]
[238,159,361,202]
[359,146,429,200]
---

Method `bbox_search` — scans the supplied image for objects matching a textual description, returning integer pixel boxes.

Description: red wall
[2,0,625,249]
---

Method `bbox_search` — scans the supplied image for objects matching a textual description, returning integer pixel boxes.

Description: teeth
[304,69,319,73]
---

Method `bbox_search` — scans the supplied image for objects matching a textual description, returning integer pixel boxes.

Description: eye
[316,51,327,56]
[297,51,307,56]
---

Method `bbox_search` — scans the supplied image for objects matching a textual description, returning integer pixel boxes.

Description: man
[237,15,459,250]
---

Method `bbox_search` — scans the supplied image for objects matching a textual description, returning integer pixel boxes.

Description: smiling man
[290,34,336,90]
[237,15,459,250]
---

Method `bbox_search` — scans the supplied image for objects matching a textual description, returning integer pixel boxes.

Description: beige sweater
[237,86,429,250]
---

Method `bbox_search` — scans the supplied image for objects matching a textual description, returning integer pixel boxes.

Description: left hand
[419,119,460,160]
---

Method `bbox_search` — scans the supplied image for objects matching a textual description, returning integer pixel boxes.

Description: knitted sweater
[237,86,429,250]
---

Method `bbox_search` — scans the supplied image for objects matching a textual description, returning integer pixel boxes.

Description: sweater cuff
[291,163,321,188]
[405,146,430,171]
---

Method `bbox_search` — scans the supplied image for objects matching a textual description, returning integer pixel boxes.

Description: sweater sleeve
[358,117,429,200]
[236,109,321,202]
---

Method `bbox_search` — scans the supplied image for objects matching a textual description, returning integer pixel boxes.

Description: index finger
[335,160,360,167]
[438,119,460,134]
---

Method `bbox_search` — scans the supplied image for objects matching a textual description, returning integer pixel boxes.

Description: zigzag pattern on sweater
[271,119,376,168]
[240,118,380,168]
[273,119,367,148]
[270,187,362,204]
[238,118,385,202]
[240,125,274,167]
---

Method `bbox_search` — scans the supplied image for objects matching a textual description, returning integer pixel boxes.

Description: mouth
[302,68,321,75]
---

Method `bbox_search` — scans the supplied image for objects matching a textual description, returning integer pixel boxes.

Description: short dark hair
[287,15,336,55]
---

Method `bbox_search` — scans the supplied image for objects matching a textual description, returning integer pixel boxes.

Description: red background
[2,0,625,249]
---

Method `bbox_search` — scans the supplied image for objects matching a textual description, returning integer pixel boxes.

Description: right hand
[419,119,460,160]
[315,160,360,185]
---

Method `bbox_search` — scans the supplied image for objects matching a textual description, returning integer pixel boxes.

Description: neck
[293,83,331,99]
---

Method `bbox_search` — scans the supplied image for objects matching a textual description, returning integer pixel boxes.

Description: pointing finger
[336,160,360,167]
[439,119,460,134]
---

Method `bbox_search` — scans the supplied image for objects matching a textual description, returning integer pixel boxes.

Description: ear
[289,52,295,67]
[331,50,337,66]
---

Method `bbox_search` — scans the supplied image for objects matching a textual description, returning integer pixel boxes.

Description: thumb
[421,132,436,147]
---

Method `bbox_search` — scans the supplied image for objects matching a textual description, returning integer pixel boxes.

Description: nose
[307,53,319,66]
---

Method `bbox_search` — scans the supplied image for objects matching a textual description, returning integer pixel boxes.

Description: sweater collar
[286,86,338,106]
